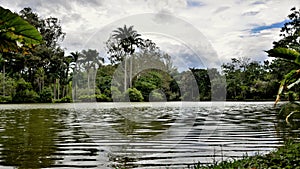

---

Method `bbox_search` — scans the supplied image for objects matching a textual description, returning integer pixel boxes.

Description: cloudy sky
[1,0,299,69]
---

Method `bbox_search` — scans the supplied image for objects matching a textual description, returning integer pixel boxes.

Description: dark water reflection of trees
[0,109,65,168]
[275,103,300,141]
[0,103,298,168]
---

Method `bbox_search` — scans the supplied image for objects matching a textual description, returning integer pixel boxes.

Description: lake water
[0,102,299,169]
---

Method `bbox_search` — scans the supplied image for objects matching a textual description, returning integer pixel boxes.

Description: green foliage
[13,78,39,103]
[77,94,111,102]
[190,141,300,169]
[133,70,170,101]
[134,81,156,101]
[39,87,53,103]
[0,6,298,104]
[78,95,95,102]
[188,68,212,101]
[77,88,95,97]
[78,49,104,71]
[53,96,72,103]
[267,47,300,64]
[0,95,12,103]
[95,94,112,102]
[19,7,65,48]
[107,25,143,63]
[125,88,144,102]
[13,89,39,103]
[0,73,16,103]
[266,7,300,106]
[111,86,123,101]
[96,64,115,98]
[273,7,300,50]
[0,6,42,53]
[17,7,70,101]
[221,57,278,101]
[149,89,165,102]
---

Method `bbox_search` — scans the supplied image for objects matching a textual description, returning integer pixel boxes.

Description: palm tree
[0,54,6,97]
[69,51,81,100]
[35,67,45,93]
[78,49,104,97]
[111,25,143,91]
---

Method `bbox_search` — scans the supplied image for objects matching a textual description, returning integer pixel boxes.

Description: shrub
[78,95,96,102]
[39,87,53,103]
[111,86,123,101]
[0,73,16,103]
[125,88,144,102]
[13,78,39,103]
[95,94,111,102]
[149,89,165,102]
[134,81,156,101]
[0,95,12,103]
[60,96,72,103]
[190,141,300,169]
[13,89,39,103]
[54,96,72,103]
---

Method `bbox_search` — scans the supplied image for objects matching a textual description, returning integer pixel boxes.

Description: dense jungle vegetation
[0,6,299,103]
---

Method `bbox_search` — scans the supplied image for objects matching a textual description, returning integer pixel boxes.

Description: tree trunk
[73,68,77,101]
[53,79,56,100]
[87,69,90,96]
[62,85,65,98]
[42,78,44,91]
[38,79,41,93]
[57,79,60,100]
[124,56,127,91]
[74,79,77,101]
[2,62,5,96]
[38,76,42,93]
[129,56,132,88]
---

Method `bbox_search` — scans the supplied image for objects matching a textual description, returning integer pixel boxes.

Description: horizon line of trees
[0,6,299,103]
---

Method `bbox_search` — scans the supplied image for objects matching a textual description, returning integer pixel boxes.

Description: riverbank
[190,141,300,169]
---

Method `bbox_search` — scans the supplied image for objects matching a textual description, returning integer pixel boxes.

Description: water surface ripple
[0,102,298,168]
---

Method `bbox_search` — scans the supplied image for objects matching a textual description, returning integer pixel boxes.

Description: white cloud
[1,0,298,68]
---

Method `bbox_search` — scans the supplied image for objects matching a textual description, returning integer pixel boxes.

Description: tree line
[0,6,299,103]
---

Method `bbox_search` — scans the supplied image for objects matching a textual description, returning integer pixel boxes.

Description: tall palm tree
[78,49,104,97]
[69,51,81,100]
[0,54,6,96]
[112,25,143,91]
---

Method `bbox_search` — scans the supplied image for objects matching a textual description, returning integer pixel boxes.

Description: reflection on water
[0,102,298,169]
[0,109,60,168]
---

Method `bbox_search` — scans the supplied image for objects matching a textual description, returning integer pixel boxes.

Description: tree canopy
[266,7,300,106]
[0,6,299,104]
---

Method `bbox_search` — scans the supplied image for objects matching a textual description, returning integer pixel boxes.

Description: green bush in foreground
[39,87,53,103]
[125,88,144,102]
[53,96,72,103]
[13,78,39,103]
[190,141,300,169]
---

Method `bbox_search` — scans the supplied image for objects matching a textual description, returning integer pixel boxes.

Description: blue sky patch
[187,0,204,7]
[251,20,289,33]
[251,1,265,5]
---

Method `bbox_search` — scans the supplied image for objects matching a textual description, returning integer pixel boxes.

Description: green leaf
[0,6,42,53]
[274,69,300,106]
[266,47,300,65]
[287,78,300,89]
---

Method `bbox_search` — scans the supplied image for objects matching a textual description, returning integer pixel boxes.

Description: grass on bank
[190,141,300,169]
